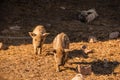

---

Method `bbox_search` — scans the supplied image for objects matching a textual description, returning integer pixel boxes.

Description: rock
[71,74,84,80]
[46,23,51,27]
[77,64,92,75]
[78,8,98,23]
[103,59,109,68]
[60,6,66,10]
[9,25,21,33]
[1,26,21,34]
[84,49,93,54]
[0,42,8,50]
[81,45,93,54]
[0,42,3,50]
[1,29,9,34]
[88,36,97,43]
[109,31,119,39]
[88,27,93,31]
[9,25,21,31]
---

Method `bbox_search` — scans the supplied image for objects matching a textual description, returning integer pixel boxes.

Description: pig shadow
[70,59,120,75]
[91,60,119,75]
[67,49,90,59]
[62,49,90,72]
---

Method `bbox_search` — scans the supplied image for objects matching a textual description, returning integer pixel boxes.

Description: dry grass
[0,0,120,80]
[0,40,120,80]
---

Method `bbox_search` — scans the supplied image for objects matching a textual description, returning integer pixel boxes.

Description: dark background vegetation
[0,0,120,80]
[0,0,120,43]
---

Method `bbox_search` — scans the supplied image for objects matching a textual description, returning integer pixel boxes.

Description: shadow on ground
[68,49,90,59]
[69,59,120,75]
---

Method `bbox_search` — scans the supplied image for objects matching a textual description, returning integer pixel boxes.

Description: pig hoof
[56,69,61,72]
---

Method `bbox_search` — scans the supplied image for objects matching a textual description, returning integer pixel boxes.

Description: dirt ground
[0,0,120,80]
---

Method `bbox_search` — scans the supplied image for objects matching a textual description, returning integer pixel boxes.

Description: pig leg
[64,53,68,64]
[54,54,60,72]
[56,64,60,72]
[38,47,42,54]
[34,46,38,55]
[62,54,67,65]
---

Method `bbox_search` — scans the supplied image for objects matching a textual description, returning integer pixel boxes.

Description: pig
[78,8,98,23]
[29,25,49,55]
[52,32,70,72]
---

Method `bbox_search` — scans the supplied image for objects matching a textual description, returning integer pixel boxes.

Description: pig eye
[53,50,56,53]
[35,39,37,41]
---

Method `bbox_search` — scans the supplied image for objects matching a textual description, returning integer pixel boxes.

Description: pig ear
[29,32,36,38]
[42,33,50,37]
[64,49,70,52]
[52,49,56,53]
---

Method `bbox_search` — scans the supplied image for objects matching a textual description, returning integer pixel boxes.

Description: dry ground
[0,0,120,80]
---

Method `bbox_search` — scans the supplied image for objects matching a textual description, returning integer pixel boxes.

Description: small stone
[46,23,51,27]
[60,6,66,10]
[109,31,119,39]
[77,64,92,75]
[88,27,93,31]
[0,42,3,50]
[1,29,9,34]
[103,59,109,68]
[84,49,93,54]
[88,36,97,43]
[9,25,21,31]
[0,42,8,50]
[72,74,84,80]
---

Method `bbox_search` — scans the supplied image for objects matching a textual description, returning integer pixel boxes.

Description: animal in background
[78,8,98,23]
[29,25,50,55]
[53,32,70,72]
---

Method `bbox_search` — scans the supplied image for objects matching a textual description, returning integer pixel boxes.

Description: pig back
[33,25,46,34]
[53,33,69,50]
